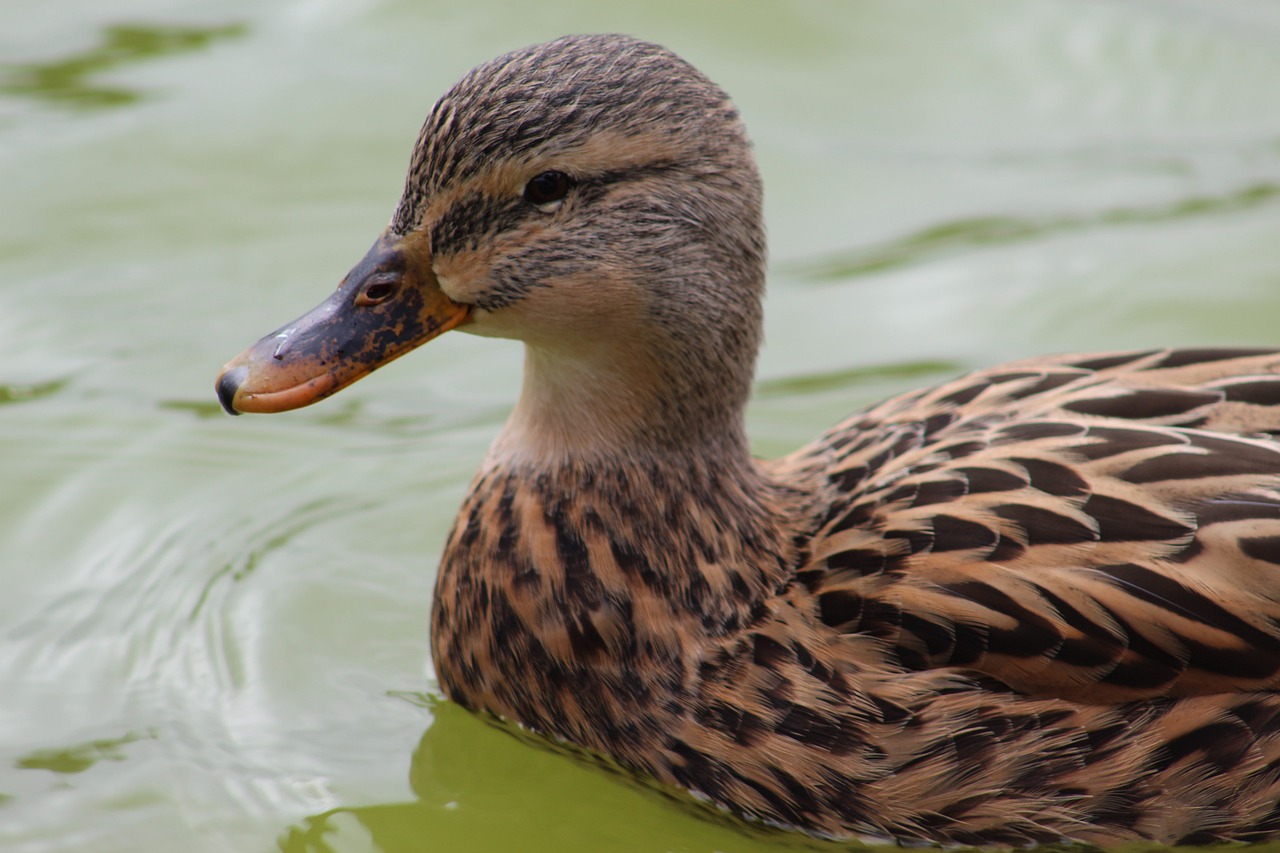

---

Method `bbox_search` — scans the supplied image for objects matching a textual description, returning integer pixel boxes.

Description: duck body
[217,35,1280,846]
[434,346,1280,846]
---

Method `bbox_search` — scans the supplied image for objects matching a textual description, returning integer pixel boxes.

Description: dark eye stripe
[430,191,526,255]
[592,161,681,185]
[431,161,683,257]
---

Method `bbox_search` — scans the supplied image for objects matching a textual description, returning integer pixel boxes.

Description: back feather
[784,348,1280,703]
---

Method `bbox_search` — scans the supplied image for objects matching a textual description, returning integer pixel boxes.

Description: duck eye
[523,170,572,206]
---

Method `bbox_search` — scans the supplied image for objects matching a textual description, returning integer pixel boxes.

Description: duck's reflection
[276,697,833,853]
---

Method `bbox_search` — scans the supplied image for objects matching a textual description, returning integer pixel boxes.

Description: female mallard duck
[216,34,1280,846]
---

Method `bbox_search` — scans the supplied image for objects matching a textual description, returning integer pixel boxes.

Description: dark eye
[523,170,572,206]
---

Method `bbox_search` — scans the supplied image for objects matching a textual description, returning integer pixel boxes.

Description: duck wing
[785,347,1280,703]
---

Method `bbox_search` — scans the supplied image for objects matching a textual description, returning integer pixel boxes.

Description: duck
[215,33,1280,846]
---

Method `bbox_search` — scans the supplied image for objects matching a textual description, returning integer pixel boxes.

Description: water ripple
[794,180,1280,282]
[0,377,69,406]
[0,22,246,110]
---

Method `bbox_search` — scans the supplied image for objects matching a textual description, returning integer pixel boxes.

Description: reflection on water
[279,699,837,853]
[15,731,155,775]
[4,0,1280,851]
[0,378,68,406]
[795,179,1280,282]
[754,359,959,399]
[0,22,245,109]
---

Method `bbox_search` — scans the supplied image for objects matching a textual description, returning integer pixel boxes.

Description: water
[2,1,1280,851]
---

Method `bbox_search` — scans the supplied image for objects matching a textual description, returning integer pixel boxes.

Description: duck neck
[489,331,756,468]
[432,335,806,740]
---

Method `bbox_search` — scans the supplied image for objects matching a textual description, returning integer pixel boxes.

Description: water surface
[3,1,1280,851]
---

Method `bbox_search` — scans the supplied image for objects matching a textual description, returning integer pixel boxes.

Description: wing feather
[781,348,1280,703]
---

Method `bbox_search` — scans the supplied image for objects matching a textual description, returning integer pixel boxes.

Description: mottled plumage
[217,34,1280,846]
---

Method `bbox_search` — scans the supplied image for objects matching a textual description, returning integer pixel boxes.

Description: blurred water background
[2,1,1280,851]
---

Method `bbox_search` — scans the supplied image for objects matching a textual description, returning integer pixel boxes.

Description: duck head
[216,34,765,458]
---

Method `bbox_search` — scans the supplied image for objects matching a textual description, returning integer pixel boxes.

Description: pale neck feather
[486,332,754,470]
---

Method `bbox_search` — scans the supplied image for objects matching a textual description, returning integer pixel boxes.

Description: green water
[3,1,1280,851]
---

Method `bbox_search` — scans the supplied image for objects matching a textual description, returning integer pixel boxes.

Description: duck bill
[215,231,470,415]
